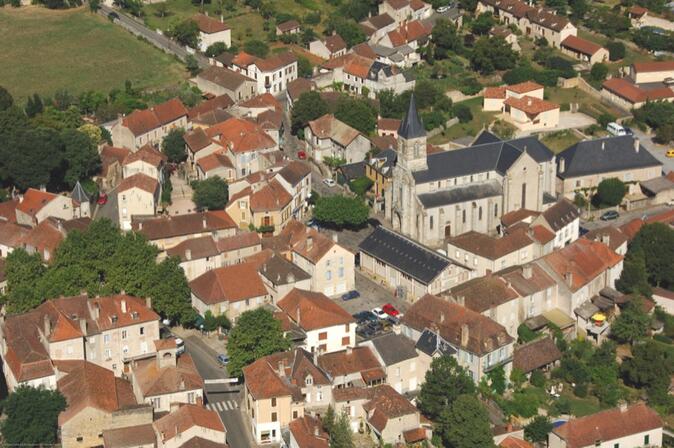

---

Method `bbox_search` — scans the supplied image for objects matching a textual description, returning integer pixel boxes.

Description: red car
[382,303,399,317]
[96,193,108,205]
[297,150,307,160]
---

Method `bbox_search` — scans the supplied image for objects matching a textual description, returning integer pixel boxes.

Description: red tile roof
[279,220,338,264]
[255,52,297,72]
[193,13,230,33]
[17,188,59,217]
[289,415,329,448]
[403,428,428,443]
[324,34,347,54]
[378,118,401,132]
[122,99,187,136]
[504,95,559,116]
[117,173,160,195]
[100,145,132,177]
[363,385,418,433]
[506,80,544,94]
[277,19,301,32]
[561,35,604,56]
[308,114,361,147]
[123,143,167,167]
[449,228,534,260]
[553,403,661,448]
[352,42,377,59]
[232,51,259,68]
[484,86,507,99]
[133,353,204,397]
[152,98,189,125]
[166,235,220,261]
[629,5,649,16]
[196,151,234,173]
[602,77,674,104]
[133,210,236,240]
[250,179,293,212]
[154,404,224,442]
[0,220,31,249]
[278,288,354,331]
[632,60,674,73]
[188,95,234,120]
[500,436,533,448]
[207,117,276,154]
[189,262,267,304]
[216,231,260,252]
[240,93,282,112]
[317,346,383,378]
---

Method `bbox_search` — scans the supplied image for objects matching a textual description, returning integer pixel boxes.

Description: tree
[414,79,440,110]
[616,249,652,296]
[630,223,674,288]
[162,128,187,163]
[301,27,317,46]
[486,365,506,395]
[0,86,13,111]
[432,18,462,59]
[322,406,336,434]
[203,310,218,332]
[244,39,270,58]
[313,195,369,229]
[611,298,651,344]
[437,394,495,448]
[459,0,478,12]
[291,91,329,134]
[186,55,201,76]
[418,356,475,421]
[545,0,567,14]
[205,42,227,57]
[170,19,200,48]
[226,308,290,377]
[472,12,495,35]
[89,0,101,12]
[192,176,229,210]
[590,63,609,82]
[60,128,101,188]
[606,41,625,61]
[78,123,104,145]
[334,97,377,134]
[25,93,44,118]
[330,412,354,448]
[154,2,169,17]
[348,176,373,196]
[3,126,63,191]
[622,339,674,405]
[326,17,365,48]
[0,386,67,446]
[470,36,517,74]
[524,416,553,444]
[453,103,473,123]
[297,55,313,78]
[4,249,47,314]
[595,177,626,207]
[568,0,587,19]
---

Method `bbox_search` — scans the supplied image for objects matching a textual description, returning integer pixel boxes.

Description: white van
[607,122,627,136]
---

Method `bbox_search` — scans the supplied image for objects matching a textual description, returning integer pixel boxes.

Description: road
[184,335,256,448]
[581,203,673,232]
[632,128,674,173]
[97,4,208,67]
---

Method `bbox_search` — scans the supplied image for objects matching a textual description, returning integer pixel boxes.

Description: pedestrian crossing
[206,400,239,412]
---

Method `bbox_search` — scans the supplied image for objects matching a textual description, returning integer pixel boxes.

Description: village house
[601,77,674,110]
[230,51,298,96]
[317,346,386,388]
[377,118,401,137]
[187,94,234,128]
[195,152,236,182]
[111,98,188,150]
[550,403,662,448]
[225,179,293,234]
[377,19,432,53]
[276,19,301,36]
[56,360,153,448]
[532,198,580,248]
[305,114,371,164]
[122,144,167,182]
[362,384,429,446]
[193,13,231,53]
[243,349,331,445]
[483,81,559,131]
[560,35,609,66]
[286,78,316,110]
[0,220,30,258]
[378,0,433,24]
[629,60,674,84]
[361,332,423,394]
[132,210,237,251]
[99,145,132,191]
[583,225,629,256]
[359,226,473,301]
[21,217,91,262]
[556,135,663,200]
[276,288,356,355]
[129,340,204,413]
[217,231,262,265]
[490,26,521,51]
[117,173,160,230]
[512,336,562,377]
[153,404,228,448]
[288,415,329,448]
[102,423,157,448]
[401,294,515,382]
[165,236,222,281]
[275,161,312,221]
[15,188,76,227]
[276,220,356,297]
[0,294,160,390]
[365,148,397,209]
[189,262,271,321]
[359,13,397,42]
[192,65,258,101]
[309,34,347,60]
[260,253,312,302]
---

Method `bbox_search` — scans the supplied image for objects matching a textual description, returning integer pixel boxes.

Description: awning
[543,309,575,329]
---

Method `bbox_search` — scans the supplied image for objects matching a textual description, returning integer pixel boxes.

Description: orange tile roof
[280,219,338,264]
[317,346,382,378]
[17,188,59,217]
[133,210,236,240]
[154,404,224,442]
[255,52,298,72]
[122,108,160,137]
[506,80,544,94]
[250,179,293,212]
[196,151,234,173]
[343,54,373,79]
[403,428,427,444]
[189,262,267,304]
[188,95,234,120]
[308,114,361,147]
[500,436,534,448]
[192,13,230,33]
[561,35,603,56]
[363,384,418,432]
[133,353,204,397]
[501,208,541,227]
[629,5,648,16]
[90,294,160,331]
[207,117,276,154]
[504,95,559,116]
[123,143,167,167]
[352,42,377,59]
[278,288,354,331]
[100,145,132,177]
[449,228,534,260]
[0,220,31,248]
[289,416,329,448]
[484,86,507,99]
[0,199,19,223]
[117,173,159,195]
[215,231,260,252]
[239,93,282,111]
[377,118,401,131]
[232,51,259,67]
[531,224,556,244]
[632,60,674,73]
[324,34,347,53]
[152,98,188,125]
[602,77,674,104]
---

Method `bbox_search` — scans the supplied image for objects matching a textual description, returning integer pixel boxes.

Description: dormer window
[111,315,118,324]
[305,375,313,386]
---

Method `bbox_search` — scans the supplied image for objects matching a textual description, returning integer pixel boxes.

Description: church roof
[397,94,425,140]
[418,179,503,208]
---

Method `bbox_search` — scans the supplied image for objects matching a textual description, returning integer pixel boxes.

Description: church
[385,96,558,248]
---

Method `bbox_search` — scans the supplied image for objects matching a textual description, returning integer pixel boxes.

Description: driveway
[631,128,674,174]
[93,187,119,225]
[167,173,197,215]
[516,112,596,137]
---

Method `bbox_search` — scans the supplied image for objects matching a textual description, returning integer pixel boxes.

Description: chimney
[565,270,573,287]
[601,234,610,247]
[558,157,565,174]
[314,425,320,436]
[296,307,301,325]
[138,221,143,230]
[634,138,640,152]
[460,324,469,347]
[146,296,152,309]
[121,299,127,314]
[440,312,445,323]
[618,401,628,412]
[601,141,605,150]
[346,346,353,355]
[185,249,192,261]
[523,264,533,279]
[278,360,285,376]
[527,98,532,106]
[456,295,465,306]
[43,315,51,337]
[179,379,185,390]
[287,272,295,283]
[202,217,208,229]
[332,233,338,243]
[307,236,313,249]
[79,318,87,335]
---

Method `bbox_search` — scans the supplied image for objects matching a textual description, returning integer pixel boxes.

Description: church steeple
[398,93,425,140]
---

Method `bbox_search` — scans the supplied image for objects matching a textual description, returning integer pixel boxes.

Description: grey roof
[259,253,311,285]
[71,181,89,203]
[557,135,662,179]
[338,161,366,182]
[415,329,457,357]
[358,226,452,284]
[472,130,502,146]
[411,137,553,184]
[574,300,599,320]
[369,333,418,365]
[418,179,502,208]
[397,94,425,140]
[369,61,396,79]
[542,198,580,231]
[641,176,674,195]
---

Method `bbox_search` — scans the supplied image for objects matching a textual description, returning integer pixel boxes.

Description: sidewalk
[171,326,228,354]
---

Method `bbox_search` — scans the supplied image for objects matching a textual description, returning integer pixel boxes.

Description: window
[77,437,84,442]
[271,412,277,422]
[342,336,350,346]
[478,207,483,221]
[188,392,196,403]
[293,410,298,419]
[319,332,327,341]
[494,203,498,217]
[140,327,144,335]
[122,345,129,355]
[644,435,650,445]
[121,330,127,340]
[338,267,344,278]
[105,349,112,360]
[614,444,619,448]
[152,397,161,409]
[271,397,276,407]
[326,270,332,281]
[430,215,434,230]
[462,210,466,223]
[104,334,110,344]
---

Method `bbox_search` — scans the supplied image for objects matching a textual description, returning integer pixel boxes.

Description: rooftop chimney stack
[634,138,640,152]
[121,299,127,314]
[307,236,313,249]
[460,324,469,347]
[185,249,192,261]
[523,264,533,279]
[558,157,565,174]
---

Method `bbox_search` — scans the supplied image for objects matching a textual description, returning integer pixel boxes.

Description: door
[521,183,527,209]
[445,224,452,238]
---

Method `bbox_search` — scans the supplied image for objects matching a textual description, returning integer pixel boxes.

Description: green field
[541,130,582,153]
[0,7,187,101]
[429,97,499,144]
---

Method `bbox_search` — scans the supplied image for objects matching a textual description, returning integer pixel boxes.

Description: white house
[193,13,231,53]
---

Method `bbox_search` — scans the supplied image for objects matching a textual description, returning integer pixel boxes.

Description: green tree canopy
[621,339,674,405]
[437,394,495,448]
[334,97,377,134]
[611,298,652,344]
[0,86,13,111]
[595,177,626,207]
[313,195,369,229]
[418,356,475,421]
[192,176,229,210]
[205,42,227,57]
[470,36,517,74]
[4,249,47,314]
[524,416,553,443]
[432,18,462,59]
[170,19,200,48]
[329,411,354,448]
[0,385,67,446]
[472,12,496,35]
[616,248,652,296]
[60,128,101,188]
[590,62,609,82]
[291,91,329,134]
[226,308,291,377]
[244,39,270,58]
[630,222,674,288]
[162,128,187,163]
[606,41,625,61]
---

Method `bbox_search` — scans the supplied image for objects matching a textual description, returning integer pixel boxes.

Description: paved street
[580,203,673,232]
[167,172,197,215]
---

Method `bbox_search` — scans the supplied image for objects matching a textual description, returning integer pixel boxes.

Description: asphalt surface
[184,336,255,448]
[632,128,674,173]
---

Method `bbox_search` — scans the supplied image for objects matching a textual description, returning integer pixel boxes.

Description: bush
[453,103,473,123]
[517,324,538,343]
[590,63,609,82]
[192,176,229,210]
[574,382,588,397]
[606,41,626,61]
[348,176,373,196]
[595,177,626,207]
[560,102,570,112]
[597,113,616,128]
[205,42,227,57]
[530,369,546,387]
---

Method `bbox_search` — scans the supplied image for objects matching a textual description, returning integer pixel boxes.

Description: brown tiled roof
[602,77,674,104]
[391,20,431,45]
[277,19,301,32]
[531,224,555,244]
[197,66,255,91]
[122,99,187,136]
[553,403,661,448]
[20,218,66,261]
[133,211,236,240]
[154,338,177,351]
[188,95,234,120]
[216,231,260,252]
[250,179,293,212]
[153,98,189,125]
[100,145,132,177]
[484,86,507,99]
[240,93,282,111]
[540,238,623,291]
[256,52,297,72]
[324,34,347,53]
[629,5,648,16]
[506,80,544,94]
[232,51,258,67]
[583,226,628,252]
[287,78,315,101]
[513,337,562,373]
[117,173,159,195]
[189,262,267,304]
[401,294,514,355]
[332,386,372,402]
[180,437,229,448]
[103,424,156,448]
[308,114,361,147]
[278,161,311,186]
[207,117,276,154]
[541,198,579,231]
[344,55,373,79]
[504,95,559,116]
[122,143,167,167]
[133,354,204,397]
[403,428,427,443]
[278,288,354,331]
[352,42,378,59]
[56,360,137,425]
[377,118,401,132]
[317,346,382,378]
[192,13,229,33]
[0,220,30,248]
[280,220,338,264]
[501,208,540,228]
[561,35,604,56]
[526,7,571,31]
[90,294,160,331]
[259,253,311,285]
[196,151,234,173]
[166,235,219,261]
[363,384,418,432]
[449,275,519,313]
[632,60,674,73]
[448,228,533,260]
[371,135,397,151]
[497,263,556,297]
[500,436,534,448]
[17,188,59,217]
[154,404,224,442]
[289,415,329,448]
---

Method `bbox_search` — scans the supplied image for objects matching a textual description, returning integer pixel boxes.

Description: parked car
[371,307,387,319]
[323,178,336,187]
[342,290,360,301]
[666,149,674,158]
[96,193,108,205]
[216,354,229,366]
[353,311,377,324]
[382,303,400,317]
[623,126,634,136]
[297,150,307,160]
[175,338,185,355]
[356,324,377,339]
[437,5,452,12]
[600,210,620,221]
[606,122,627,136]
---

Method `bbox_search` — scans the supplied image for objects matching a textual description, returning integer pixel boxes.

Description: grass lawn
[576,29,658,76]
[545,87,625,118]
[429,97,498,144]
[566,395,602,417]
[541,130,582,153]
[0,7,186,101]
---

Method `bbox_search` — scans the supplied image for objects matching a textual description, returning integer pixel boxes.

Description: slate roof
[557,135,662,179]
[415,328,457,357]
[368,333,418,366]
[358,226,453,284]
[397,94,425,140]
[418,180,503,208]
[472,130,502,145]
[541,198,579,231]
